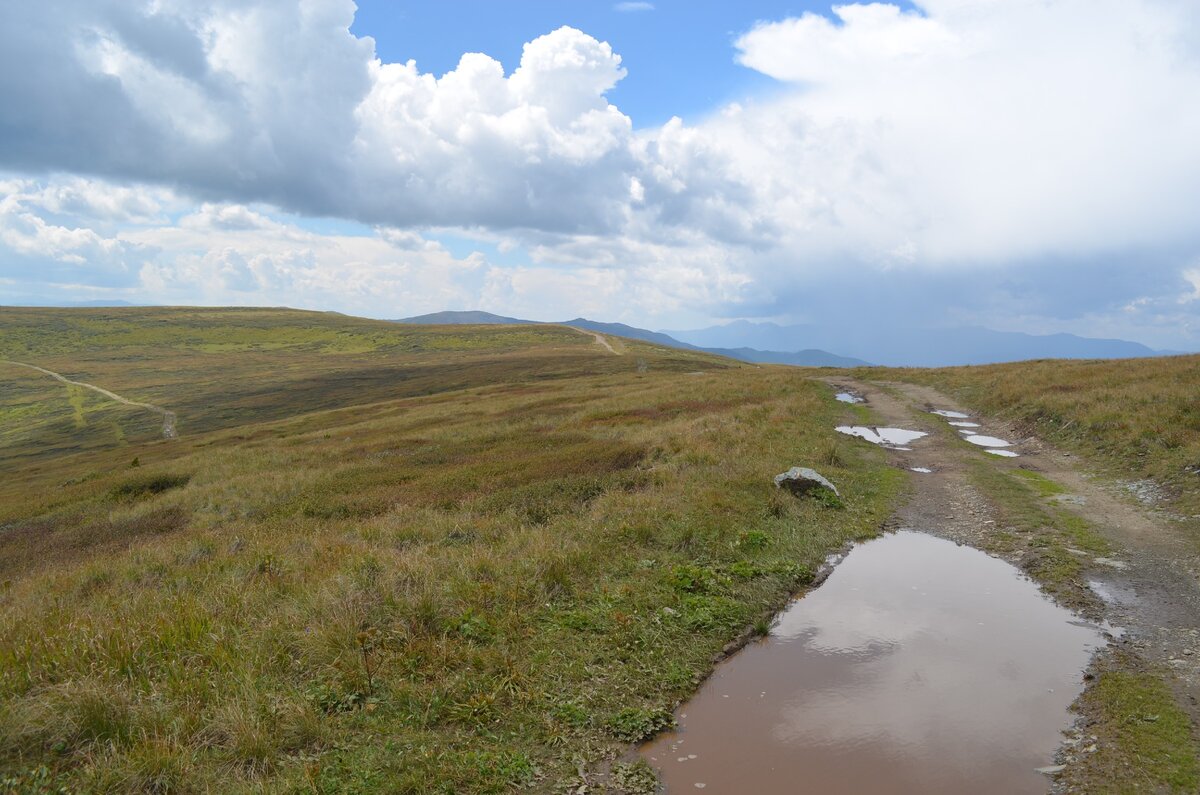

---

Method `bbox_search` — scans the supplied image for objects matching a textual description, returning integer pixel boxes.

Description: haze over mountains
[397,310,1180,367]
[396,311,869,368]
[665,321,1178,367]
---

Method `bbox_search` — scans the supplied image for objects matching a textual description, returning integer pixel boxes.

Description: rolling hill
[0,306,898,792]
[395,310,871,368]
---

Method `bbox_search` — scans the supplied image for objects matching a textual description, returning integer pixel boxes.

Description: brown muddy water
[641,531,1105,793]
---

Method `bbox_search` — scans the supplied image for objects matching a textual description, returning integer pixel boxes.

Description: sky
[1,0,1199,349]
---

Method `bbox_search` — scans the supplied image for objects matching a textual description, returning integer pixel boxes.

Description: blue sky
[0,0,1198,350]
[351,1,833,127]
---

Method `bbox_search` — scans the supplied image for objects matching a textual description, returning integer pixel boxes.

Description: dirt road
[827,376,1200,791]
[3,360,178,438]
[565,325,621,355]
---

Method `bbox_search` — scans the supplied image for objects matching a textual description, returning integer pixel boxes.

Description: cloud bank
[1,0,1199,345]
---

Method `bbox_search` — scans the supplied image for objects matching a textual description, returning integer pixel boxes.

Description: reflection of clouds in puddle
[987,449,1020,458]
[643,531,1106,793]
[949,421,981,428]
[768,532,1103,767]
[965,434,1013,447]
[836,426,928,448]
[836,392,864,404]
[911,467,933,473]
[932,410,970,418]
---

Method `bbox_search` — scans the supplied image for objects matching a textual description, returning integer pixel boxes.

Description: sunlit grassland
[0,306,713,464]
[0,308,901,793]
[884,355,1200,516]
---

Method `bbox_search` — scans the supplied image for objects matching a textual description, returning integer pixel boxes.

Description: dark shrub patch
[108,473,191,501]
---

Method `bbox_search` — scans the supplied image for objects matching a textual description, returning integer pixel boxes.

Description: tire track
[2,360,178,438]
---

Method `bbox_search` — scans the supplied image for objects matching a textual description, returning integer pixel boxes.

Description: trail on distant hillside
[2,360,178,438]
[565,326,621,355]
[590,332,618,354]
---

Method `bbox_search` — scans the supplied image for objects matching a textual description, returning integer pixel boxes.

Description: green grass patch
[1011,468,1068,497]
[967,461,1111,605]
[1079,664,1200,793]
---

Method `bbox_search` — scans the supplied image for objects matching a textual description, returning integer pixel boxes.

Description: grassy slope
[0,308,900,793]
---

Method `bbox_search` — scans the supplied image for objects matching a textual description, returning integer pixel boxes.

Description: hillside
[0,307,702,467]
[0,307,899,792]
[394,310,871,368]
[395,310,537,325]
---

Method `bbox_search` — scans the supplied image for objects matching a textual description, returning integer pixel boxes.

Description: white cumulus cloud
[1,0,1199,345]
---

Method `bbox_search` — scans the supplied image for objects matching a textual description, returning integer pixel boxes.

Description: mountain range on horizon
[395,311,869,368]
[663,320,1182,368]
[396,310,1184,367]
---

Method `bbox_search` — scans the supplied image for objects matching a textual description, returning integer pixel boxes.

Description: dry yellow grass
[0,308,900,793]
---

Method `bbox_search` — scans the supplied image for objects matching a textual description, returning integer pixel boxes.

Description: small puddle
[1088,578,1136,606]
[911,466,933,473]
[641,531,1103,794]
[931,409,970,418]
[836,426,928,448]
[987,449,1021,458]
[835,391,864,404]
[965,434,1014,448]
[949,420,981,428]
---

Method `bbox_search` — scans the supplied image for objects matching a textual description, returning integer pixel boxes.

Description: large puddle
[641,531,1104,793]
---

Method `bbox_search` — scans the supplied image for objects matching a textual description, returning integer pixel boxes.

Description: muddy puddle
[835,391,864,404]
[641,531,1104,794]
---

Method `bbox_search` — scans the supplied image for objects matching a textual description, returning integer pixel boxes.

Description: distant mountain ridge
[662,320,1177,367]
[398,310,537,325]
[394,311,869,368]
